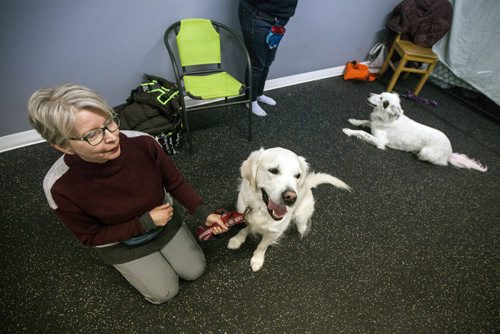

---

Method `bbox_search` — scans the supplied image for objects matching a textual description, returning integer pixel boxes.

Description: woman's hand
[149,203,174,227]
[205,213,229,235]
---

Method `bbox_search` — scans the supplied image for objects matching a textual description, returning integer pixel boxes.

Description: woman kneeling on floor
[28,84,228,304]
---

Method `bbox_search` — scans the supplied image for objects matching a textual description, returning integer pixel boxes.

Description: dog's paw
[348,118,370,127]
[297,223,310,239]
[250,255,264,272]
[227,237,243,250]
[342,128,354,136]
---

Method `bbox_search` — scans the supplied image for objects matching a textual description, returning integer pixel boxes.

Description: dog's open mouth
[367,100,376,107]
[261,189,287,221]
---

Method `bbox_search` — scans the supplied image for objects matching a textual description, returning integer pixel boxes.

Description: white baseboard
[265,66,347,91]
[1,63,369,154]
[0,130,45,153]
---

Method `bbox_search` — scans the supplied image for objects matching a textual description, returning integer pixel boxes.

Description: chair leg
[386,57,407,92]
[248,101,252,141]
[414,60,437,96]
[180,106,193,154]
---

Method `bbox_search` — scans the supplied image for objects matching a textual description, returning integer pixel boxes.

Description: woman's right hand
[149,203,174,227]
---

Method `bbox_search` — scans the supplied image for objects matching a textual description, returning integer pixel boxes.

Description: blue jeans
[239,1,288,100]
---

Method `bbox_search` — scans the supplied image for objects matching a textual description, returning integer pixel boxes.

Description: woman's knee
[145,283,179,305]
[179,255,206,281]
[160,222,207,280]
[113,252,181,304]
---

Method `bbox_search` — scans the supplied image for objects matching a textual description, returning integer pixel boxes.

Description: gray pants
[113,222,206,304]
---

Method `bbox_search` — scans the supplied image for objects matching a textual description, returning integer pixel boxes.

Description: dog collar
[243,207,253,217]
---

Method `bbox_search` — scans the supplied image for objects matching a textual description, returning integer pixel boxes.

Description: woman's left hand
[205,213,229,235]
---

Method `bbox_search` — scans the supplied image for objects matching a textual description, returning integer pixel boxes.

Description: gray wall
[0,0,400,137]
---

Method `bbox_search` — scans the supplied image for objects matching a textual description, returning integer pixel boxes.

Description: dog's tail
[448,153,488,172]
[305,172,352,191]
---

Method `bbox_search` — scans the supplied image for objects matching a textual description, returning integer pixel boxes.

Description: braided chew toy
[196,209,245,241]
[400,90,438,107]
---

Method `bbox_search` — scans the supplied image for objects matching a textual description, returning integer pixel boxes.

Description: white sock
[251,101,267,116]
[256,95,276,106]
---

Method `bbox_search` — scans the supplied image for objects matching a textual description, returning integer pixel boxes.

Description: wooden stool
[379,33,438,96]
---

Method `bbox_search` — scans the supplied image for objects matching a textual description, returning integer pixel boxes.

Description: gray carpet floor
[1,76,499,333]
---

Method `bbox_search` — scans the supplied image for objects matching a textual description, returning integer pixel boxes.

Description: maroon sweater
[43,132,210,247]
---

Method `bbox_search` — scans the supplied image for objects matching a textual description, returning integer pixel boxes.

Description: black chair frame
[164,19,253,153]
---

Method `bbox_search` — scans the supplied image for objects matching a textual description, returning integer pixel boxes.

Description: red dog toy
[196,209,245,241]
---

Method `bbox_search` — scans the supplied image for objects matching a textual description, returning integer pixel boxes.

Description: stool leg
[387,57,407,92]
[379,45,395,75]
[414,60,437,96]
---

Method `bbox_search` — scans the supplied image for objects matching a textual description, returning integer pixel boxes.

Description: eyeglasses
[69,114,121,146]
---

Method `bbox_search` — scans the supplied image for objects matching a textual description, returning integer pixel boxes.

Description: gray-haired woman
[28,84,227,304]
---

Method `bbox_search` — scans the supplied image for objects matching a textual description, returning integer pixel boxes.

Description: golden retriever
[228,147,351,271]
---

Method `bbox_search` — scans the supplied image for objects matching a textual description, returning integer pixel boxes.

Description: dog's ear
[388,104,403,117]
[241,148,264,189]
[298,155,310,187]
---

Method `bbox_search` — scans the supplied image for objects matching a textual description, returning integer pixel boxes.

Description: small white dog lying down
[342,92,487,172]
[228,147,351,272]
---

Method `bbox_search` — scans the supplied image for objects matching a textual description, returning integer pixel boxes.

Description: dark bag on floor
[114,74,183,154]
[155,120,183,155]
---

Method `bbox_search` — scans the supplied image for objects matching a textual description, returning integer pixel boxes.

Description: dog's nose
[282,189,297,206]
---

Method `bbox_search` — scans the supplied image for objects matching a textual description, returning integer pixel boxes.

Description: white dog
[227,147,351,272]
[342,92,487,172]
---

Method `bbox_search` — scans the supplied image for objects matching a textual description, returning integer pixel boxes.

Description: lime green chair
[164,18,253,153]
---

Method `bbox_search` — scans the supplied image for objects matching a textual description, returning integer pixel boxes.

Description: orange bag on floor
[344,61,376,82]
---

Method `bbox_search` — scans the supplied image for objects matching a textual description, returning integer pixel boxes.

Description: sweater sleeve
[150,139,209,220]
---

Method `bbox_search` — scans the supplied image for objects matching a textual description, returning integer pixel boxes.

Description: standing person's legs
[249,27,277,100]
[239,3,278,106]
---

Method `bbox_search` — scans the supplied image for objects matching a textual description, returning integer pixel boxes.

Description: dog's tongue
[268,199,287,217]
